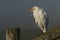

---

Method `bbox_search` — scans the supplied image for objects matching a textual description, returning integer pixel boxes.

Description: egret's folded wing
[40,8,49,25]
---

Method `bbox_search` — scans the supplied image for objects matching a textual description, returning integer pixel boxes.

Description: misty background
[0,0,60,40]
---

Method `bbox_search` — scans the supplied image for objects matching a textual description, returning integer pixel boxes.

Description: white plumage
[31,6,48,33]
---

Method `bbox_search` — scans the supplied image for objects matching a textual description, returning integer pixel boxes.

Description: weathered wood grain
[32,26,60,40]
[6,28,20,40]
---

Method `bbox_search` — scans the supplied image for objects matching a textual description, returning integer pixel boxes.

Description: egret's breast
[33,12,40,20]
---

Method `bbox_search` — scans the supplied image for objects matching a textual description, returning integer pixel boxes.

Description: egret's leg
[38,23,44,31]
[43,26,46,33]
[42,23,46,33]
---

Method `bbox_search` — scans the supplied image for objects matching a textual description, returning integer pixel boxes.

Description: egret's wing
[42,8,49,25]
[41,8,47,18]
[39,8,49,25]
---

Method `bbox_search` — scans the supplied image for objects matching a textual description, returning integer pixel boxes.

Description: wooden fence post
[6,28,20,40]
[32,26,60,40]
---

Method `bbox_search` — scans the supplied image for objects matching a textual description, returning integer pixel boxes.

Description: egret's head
[30,6,40,12]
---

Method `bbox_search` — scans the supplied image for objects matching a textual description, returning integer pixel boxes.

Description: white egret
[30,6,48,33]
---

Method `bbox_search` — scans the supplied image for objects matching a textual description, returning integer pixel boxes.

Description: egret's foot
[43,29,47,33]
